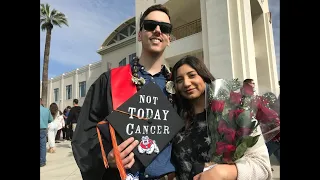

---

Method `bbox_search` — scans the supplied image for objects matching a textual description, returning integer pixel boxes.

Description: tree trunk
[41,28,52,108]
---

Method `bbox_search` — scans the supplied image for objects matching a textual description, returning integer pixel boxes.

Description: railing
[171,18,202,41]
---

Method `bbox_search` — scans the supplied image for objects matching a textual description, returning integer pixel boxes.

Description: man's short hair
[73,99,79,104]
[243,79,254,84]
[139,4,171,31]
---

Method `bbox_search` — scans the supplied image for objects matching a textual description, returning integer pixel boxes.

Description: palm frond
[40,3,69,31]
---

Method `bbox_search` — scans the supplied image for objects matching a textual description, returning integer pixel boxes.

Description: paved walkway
[40,141,280,180]
[40,141,81,180]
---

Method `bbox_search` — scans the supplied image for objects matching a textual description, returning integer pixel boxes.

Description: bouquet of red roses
[205,79,280,164]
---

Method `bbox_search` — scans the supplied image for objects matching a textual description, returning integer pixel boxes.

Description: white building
[40,0,279,109]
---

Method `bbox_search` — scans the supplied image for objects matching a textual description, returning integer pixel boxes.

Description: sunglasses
[142,20,172,34]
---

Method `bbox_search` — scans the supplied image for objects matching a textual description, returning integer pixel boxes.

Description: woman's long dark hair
[63,106,71,115]
[171,55,215,125]
[49,103,59,119]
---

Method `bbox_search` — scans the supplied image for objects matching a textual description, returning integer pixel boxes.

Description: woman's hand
[193,164,237,180]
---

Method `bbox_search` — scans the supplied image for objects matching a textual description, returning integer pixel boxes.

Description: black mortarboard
[107,82,184,167]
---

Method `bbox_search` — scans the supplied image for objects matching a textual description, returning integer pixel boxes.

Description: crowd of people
[40,98,81,167]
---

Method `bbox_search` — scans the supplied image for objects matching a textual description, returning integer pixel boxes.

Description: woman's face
[175,64,206,100]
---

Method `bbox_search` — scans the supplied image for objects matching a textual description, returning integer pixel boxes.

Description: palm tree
[40,3,68,107]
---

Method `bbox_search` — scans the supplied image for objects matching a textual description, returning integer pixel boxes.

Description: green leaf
[233,135,260,161]
[246,135,260,148]
[236,110,252,128]
[233,141,247,160]
[207,114,219,162]
[211,154,223,163]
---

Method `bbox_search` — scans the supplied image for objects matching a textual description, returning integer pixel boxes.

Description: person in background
[48,103,64,153]
[62,106,71,140]
[55,110,65,143]
[40,98,53,167]
[243,78,255,88]
[67,99,81,139]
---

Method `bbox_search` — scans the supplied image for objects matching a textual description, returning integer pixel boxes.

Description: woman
[62,106,71,140]
[48,103,64,153]
[170,56,273,180]
[55,110,65,142]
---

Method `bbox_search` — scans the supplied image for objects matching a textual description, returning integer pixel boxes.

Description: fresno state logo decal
[125,172,139,180]
[138,136,160,154]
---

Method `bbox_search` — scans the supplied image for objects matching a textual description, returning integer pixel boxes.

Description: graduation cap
[107,82,185,168]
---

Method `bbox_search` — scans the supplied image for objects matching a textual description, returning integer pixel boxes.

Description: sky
[40,0,280,80]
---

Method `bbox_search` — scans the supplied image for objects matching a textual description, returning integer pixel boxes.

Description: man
[62,106,72,140]
[67,99,81,139]
[72,4,175,180]
[40,98,53,167]
[241,78,256,96]
[243,78,255,88]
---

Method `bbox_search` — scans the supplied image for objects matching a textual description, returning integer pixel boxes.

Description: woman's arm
[236,126,272,180]
[60,115,65,127]
[234,126,272,180]
[196,126,272,180]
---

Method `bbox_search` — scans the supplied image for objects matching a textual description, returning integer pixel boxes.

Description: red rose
[223,151,234,163]
[218,121,236,143]
[256,105,278,124]
[236,127,252,137]
[216,142,236,155]
[216,142,236,163]
[230,92,242,105]
[224,128,236,143]
[217,120,228,134]
[241,84,254,96]
[255,96,269,109]
[211,100,225,113]
[228,109,244,120]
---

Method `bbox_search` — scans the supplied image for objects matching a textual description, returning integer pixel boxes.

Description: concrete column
[135,0,159,57]
[200,0,259,90]
[262,12,279,95]
[200,0,235,80]
[253,13,270,94]
[200,0,209,69]
[60,74,64,110]
[74,69,79,99]
[237,0,258,89]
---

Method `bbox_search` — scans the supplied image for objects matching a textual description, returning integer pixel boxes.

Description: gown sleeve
[71,71,118,180]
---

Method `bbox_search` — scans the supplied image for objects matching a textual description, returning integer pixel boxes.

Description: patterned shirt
[172,111,210,180]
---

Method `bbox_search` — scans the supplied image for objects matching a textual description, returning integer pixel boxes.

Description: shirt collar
[130,58,166,75]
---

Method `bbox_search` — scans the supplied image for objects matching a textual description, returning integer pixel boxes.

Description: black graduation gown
[71,71,143,180]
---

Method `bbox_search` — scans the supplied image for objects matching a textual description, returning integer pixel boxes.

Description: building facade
[40,0,279,109]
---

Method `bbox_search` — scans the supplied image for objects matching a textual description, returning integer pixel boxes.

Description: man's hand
[107,137,139,169]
